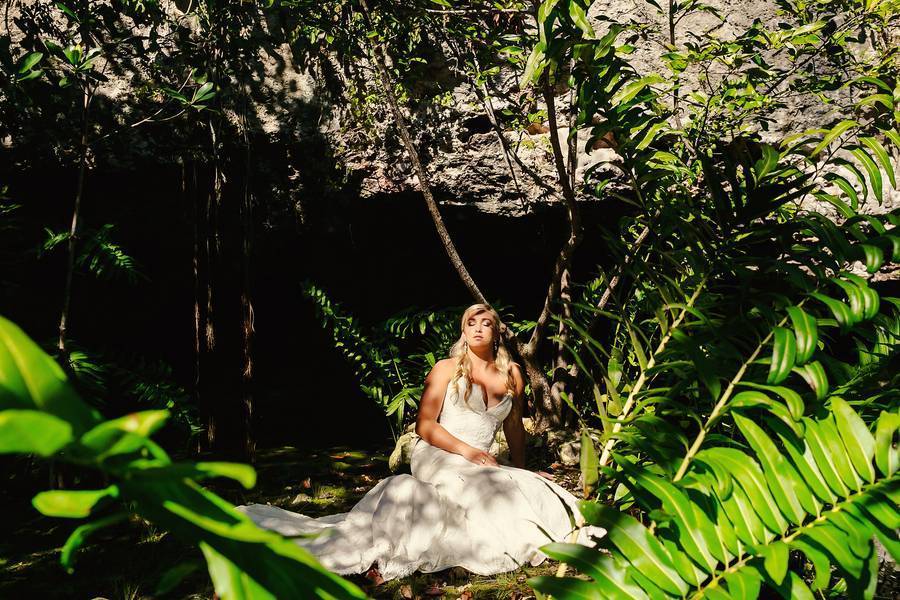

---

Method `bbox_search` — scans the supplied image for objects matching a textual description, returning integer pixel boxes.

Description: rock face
[311,2,900,216]
[4,2,897,217]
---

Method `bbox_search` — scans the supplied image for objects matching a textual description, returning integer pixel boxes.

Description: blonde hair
[448,303,517,409]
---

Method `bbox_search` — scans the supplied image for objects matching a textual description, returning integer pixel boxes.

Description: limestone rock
[388,430,420,473]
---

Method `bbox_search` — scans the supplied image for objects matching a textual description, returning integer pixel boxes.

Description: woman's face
[463,311,495,352]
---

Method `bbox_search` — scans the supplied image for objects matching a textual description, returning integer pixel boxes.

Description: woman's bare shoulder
[426,358,457,382]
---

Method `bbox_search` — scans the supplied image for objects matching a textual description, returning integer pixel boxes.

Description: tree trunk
[58,87,91,362]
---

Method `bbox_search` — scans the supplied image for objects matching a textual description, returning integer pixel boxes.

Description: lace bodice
[438,377,512,452]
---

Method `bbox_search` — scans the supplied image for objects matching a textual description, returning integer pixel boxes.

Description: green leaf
[697,448,788,535]
[733,414,805,525]
[831,279,866,322]
[810,120,857,156]
[611,75,665,107]
[753,144,780,180]
[578,502,689,595]
[858,244,885,273]
[18,51,44,74]
[580,427,599,498]
[792,361,828,401]
[61,512,128,572]
[801,524,863,579]
[830,397,876,483]
[809,293,852,331]
[850,146,883,204]
[738,382,804,420]
[32,486,118,518]
[768,418,835,505]
[627,323,648,371]
[859,136,896,189]
[0,315,99,434]
[535,548,649,599]
[790,537,832,590]
[201,542,275,600]
[520,41,547,87]
[155,561,202,596]
[873,410,899,477]
[818,414,863,492]
[757,540,789,585]
[122,477,366,599]
[840,272,880,319]
[528,575,604,599]
[0,409,72,456]
[723,567,761,598]
[623,465,717,572]
[567,0,594,35]
[768,569,816,600]
[802,418,851,497]
[129,460,257,490]
[786,307,817,365]
[79,410,169,459]
[767,327,796,384]
[826,173,859,210]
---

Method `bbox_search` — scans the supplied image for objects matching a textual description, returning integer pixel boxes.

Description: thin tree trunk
[548,72,581,424]
[239,93,256,462]
[58,87,91,360]
[359,0,485,304]
[189,159,208,456]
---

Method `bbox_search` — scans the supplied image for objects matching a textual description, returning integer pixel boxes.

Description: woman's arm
[502,363,527,469]
[415,360,497,466]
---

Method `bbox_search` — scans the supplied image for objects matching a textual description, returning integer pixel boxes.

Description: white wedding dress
[238,378,604,581]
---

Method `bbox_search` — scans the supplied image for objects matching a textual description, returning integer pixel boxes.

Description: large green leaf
[792,361,828,401]
[120,477,367,599]
[786,306,817,365]
[802,417,852,497]
[873,410,899,477]
[859,136,896,189]
[849,146,883,204]
[127,460,257,490]
[756,540,789,585]
[767,327,796,384]
[810,120,857,156]
[830,397,876,483]
[32,486,118,518]
[0,409,72,456]
[536,547,649,600]
[528,575,605,599]
[78,410,169,460]
[733,414,805,524]
[201,543,276,600]
[60,512,128,572]
[696,448,788,534]
[578,502,689,595]
[620,464,717,572]
[0,315,99,434]
[768,418,836,505]
[818,414,863,492]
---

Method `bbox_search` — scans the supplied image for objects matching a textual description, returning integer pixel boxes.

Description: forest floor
[0,443,585,600]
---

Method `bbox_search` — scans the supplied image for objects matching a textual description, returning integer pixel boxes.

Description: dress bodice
[438,377,512,452]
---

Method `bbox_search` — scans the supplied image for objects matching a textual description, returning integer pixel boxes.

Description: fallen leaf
[400,584,413,599]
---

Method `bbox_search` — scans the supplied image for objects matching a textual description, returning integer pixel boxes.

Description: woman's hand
[462,447,497,467]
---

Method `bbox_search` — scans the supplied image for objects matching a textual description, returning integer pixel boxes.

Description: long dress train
[238,377,604,581]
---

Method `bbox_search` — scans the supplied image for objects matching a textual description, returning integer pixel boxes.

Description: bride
[239,303,603,581]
